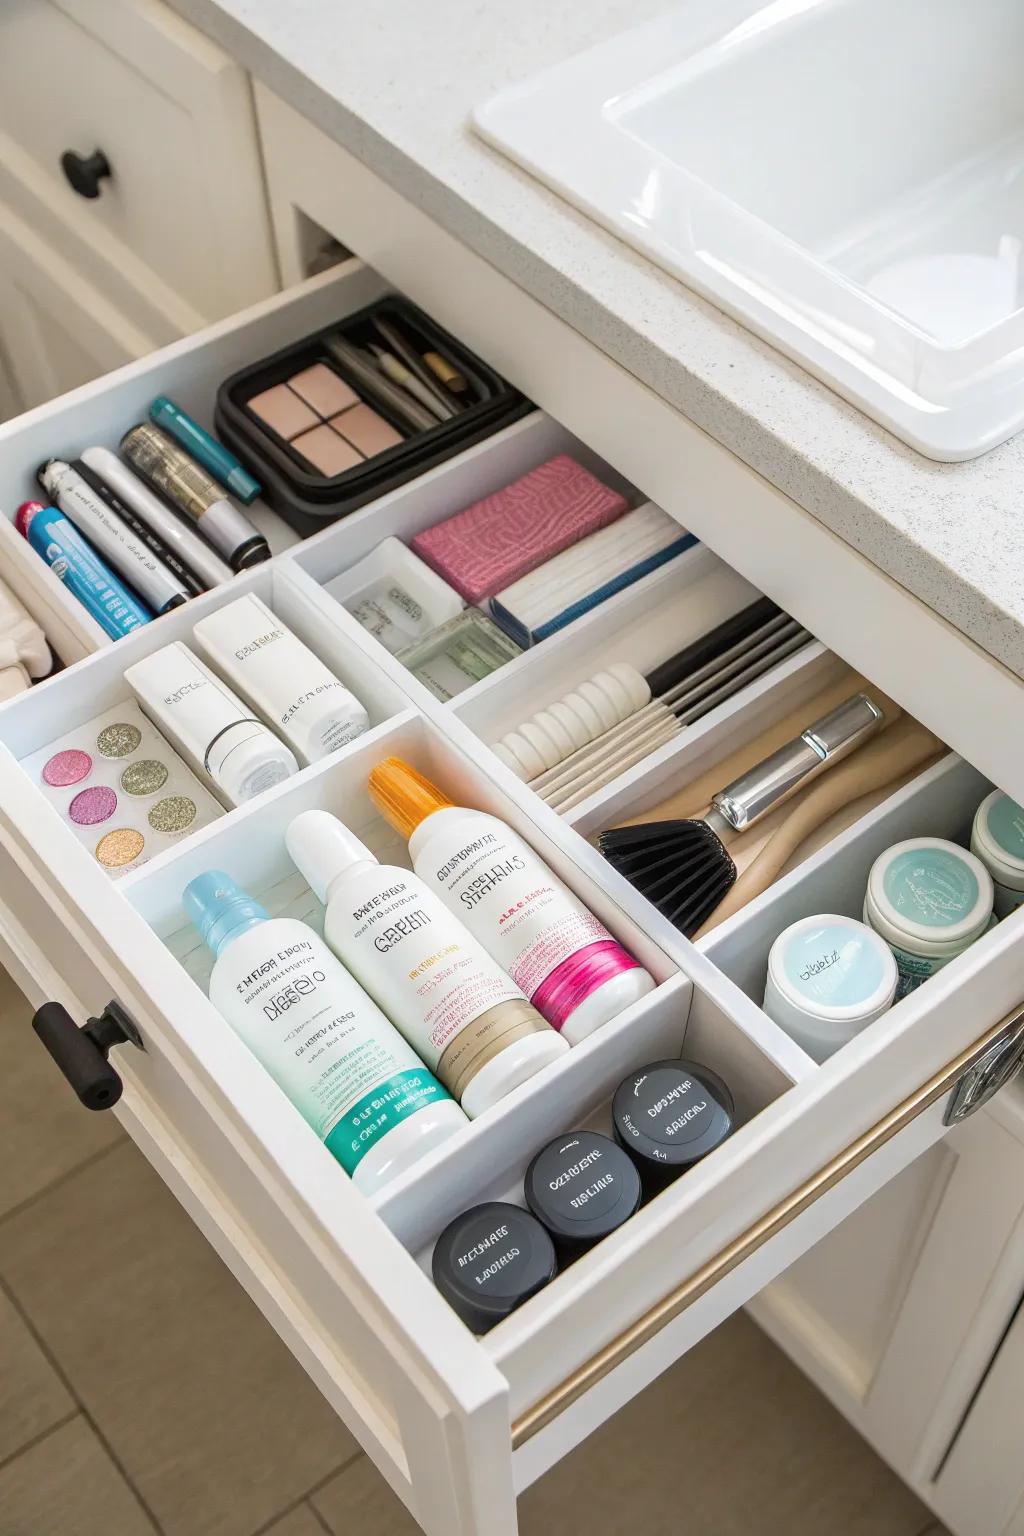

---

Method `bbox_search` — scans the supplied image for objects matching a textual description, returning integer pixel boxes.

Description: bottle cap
[14,501,45,537]
[285,809,378,901]
[612,1059,734,1193]
[524,1131,641,1258]
[184,871,268,957]
[367,756,454,839]
[431,1201,557,1333]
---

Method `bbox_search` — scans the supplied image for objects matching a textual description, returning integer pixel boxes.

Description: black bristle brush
[598,693,886,936]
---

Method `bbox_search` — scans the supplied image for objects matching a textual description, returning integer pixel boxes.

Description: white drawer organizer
[2,260,1024,1536]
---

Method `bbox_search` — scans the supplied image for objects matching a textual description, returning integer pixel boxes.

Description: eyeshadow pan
[292,424,364,476]
[42,749,91,787]
[69,785,117,825]
[148,795,197,834]
[97,722,142,759]
[332,403,404,457]
[248,384,319,440]
[121,759,168,797]
[289,362,359,417]
[95,827,145,868]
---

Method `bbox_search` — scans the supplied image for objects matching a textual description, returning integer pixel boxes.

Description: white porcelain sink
[475,0,1024,460]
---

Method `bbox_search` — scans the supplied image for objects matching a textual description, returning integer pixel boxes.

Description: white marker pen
[38,459,188,615]
[80,447,234,590]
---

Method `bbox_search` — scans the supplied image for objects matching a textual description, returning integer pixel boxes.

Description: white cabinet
[0,209,164,413]
[0,260,1023,1535]
[750,1084,1024,1536]
[0,0,279,408]
[0,0,278,322]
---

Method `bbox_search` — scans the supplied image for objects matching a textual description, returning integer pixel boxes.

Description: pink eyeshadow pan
[42,748,92,787]
[247,384,319,439]
[69,785,117,825]
[289,363,359,417]
[332,404,404,457]
[291,425,364,476]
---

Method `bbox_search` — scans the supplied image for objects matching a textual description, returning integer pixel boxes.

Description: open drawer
[1,264,1024,1536]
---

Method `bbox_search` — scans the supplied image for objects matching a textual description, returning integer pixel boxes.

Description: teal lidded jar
[863,837,993,999]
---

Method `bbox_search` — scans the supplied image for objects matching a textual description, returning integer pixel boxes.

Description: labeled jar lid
[431,1201,557,1333]
[612,1059,734,1190]
[524,1131,641,1257]
[864,837,993,955]
[763,914,898,1062]
[972,791,1024,893]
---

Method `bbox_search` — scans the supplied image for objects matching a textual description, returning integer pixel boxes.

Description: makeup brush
[598,693,887,935]
[693,717,944,938]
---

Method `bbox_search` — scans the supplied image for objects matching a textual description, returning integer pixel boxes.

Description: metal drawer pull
[511,1004,1024,1448]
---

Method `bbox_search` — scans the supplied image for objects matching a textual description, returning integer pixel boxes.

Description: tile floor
[0,964,950,1536]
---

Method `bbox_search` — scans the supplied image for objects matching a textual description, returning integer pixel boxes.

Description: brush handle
[694,719,943,937]
[711,693,885,833]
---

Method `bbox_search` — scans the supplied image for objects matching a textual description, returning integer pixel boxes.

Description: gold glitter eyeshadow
[97,722,142,759]
[148,795,197,834]
[95,827,145,867]
[120,759,169,797]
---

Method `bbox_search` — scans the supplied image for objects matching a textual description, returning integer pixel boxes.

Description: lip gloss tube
[37,459,188,615]
[120,423,270,572]
[80,446,234,590]
[16,501,152,639]
[149,395,262,503]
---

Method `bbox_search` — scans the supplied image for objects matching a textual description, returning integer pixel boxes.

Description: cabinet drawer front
[0,0,276,319]
[0,254,1022,1536]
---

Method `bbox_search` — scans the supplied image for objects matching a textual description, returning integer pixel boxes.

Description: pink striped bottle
[368,758,656,1045]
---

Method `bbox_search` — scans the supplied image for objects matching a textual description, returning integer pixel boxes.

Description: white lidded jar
[285,810,567,1116]
[971,791,1024,918]
[863,837,994,999]
[193,593,369,766]
[366,757,656,1045]
[184,870,467,1193]
[763,913,898,1062]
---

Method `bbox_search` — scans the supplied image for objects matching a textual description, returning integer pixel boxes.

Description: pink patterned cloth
[411,454,628,605]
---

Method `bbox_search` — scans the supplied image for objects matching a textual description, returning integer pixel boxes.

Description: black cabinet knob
[60,148,112,200]
[33,999,144,1110]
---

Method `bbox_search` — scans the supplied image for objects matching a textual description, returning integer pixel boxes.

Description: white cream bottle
[193,594,370,766]
[367,758,656,1044]
[184,870,466,1192]
[285,810,567,1116]
[125,640,299,806]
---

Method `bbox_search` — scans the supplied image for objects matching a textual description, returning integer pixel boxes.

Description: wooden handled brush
[598,692,894,935]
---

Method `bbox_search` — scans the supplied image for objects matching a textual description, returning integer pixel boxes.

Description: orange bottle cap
[368,756,454,840]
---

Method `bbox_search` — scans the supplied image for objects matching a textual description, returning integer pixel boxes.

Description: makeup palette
[23,701,223,877]
[215,295,531,537]
[248,371,405,476]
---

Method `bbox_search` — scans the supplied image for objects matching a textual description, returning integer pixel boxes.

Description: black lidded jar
[612,1059,734,1194]
[431,1201,557,1334]
[524,1130,641,1261]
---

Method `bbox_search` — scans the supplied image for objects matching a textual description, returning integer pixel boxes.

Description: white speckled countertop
[173,0,1024,678]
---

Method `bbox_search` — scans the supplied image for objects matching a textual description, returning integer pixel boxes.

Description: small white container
[971,790,1024,918]
[324,537,464,654]
[863,837,994,998]
[763,914,898,1062]
[193,593,369,766]
[125,640,298,807]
